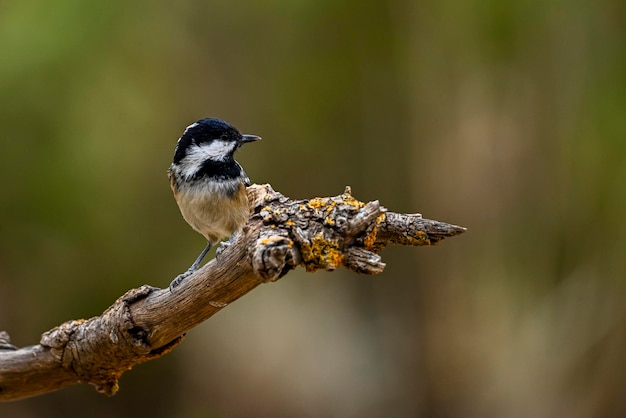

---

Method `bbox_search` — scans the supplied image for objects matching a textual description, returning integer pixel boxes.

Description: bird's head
[172,118,261,167]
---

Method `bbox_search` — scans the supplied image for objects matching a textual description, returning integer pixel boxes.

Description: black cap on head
[186,118,241,144]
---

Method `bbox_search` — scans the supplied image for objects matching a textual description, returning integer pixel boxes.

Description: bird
[167,118,261,290]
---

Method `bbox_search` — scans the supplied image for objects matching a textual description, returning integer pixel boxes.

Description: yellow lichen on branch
[298,234,344,272]
[363,213,386,249]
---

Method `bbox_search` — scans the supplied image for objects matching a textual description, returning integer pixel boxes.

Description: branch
[0,184,466,401]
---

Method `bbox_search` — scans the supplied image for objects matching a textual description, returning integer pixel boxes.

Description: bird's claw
[169,269,194,291]
[216,235,237,258]
[215,241,231,258]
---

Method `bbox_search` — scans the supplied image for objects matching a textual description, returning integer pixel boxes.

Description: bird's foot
[169,269,194,291]
[215,242,229,258]
[216,234,237,258]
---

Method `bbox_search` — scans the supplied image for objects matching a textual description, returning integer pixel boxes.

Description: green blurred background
[1,0,625,416]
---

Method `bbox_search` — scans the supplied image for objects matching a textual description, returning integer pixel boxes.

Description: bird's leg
[215,232,238,258]
[189,241,213,271]
[169,241,212,291]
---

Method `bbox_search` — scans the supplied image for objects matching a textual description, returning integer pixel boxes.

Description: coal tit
[168,118,261,290]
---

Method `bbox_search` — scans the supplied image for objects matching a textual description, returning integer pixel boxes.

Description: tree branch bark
[0,184,466,401]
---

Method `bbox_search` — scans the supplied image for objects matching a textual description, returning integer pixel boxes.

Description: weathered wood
[0,184,465,401]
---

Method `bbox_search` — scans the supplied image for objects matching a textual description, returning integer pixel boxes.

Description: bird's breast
[172,179,250,244]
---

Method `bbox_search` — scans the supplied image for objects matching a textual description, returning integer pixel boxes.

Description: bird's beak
[241,134,262,144]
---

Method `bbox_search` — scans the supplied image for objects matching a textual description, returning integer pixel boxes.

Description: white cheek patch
[198,140,236,160]
[178,140,236,178]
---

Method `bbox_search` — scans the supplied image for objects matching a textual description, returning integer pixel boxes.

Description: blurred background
[1,0,624,417]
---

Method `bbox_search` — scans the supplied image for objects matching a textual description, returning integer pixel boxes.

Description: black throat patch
[194,158,242,182]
